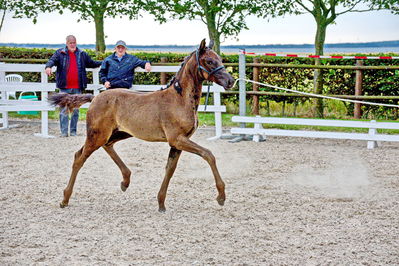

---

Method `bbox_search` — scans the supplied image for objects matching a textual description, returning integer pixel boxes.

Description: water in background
[1,41,398,54]
[112,46,399,54]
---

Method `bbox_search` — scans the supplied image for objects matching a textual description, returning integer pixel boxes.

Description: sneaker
[60,133,68,138]
[70,132,77,136]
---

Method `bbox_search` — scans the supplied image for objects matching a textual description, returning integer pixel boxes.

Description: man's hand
[104,81,111,89]
[145,62,151,72]
[45,67,52,76]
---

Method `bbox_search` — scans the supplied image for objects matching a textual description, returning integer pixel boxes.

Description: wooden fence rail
[234,59,399,119]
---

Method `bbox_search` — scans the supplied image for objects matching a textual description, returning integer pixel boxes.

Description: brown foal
[49,39,235,212]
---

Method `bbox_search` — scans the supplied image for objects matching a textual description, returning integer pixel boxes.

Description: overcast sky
[0,8,398,46]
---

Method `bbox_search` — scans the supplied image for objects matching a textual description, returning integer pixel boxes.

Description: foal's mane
[164,48,206,93]
[176,49,198,78]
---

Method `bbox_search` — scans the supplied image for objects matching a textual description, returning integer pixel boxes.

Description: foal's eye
[206,60,213,65]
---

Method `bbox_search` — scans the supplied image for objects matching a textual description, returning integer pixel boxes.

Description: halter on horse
[49,39,234,212]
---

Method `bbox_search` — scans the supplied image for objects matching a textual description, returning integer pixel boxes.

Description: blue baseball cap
[115,40,127,48]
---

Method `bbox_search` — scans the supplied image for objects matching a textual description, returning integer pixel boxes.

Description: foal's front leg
[173,136,226,206]
[158,147,182,212]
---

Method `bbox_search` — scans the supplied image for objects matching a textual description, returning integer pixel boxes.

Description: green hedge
[1,47,398,119]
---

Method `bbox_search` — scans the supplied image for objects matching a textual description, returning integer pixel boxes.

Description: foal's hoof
[158,204,166,213]
[60,202,68,208]
[120,182,128,192]
[216,196,225,206]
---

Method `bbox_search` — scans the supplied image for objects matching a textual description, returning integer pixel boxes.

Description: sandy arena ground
[1,121,398,265]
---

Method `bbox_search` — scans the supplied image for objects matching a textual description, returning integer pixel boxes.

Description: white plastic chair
[5,74,23,99]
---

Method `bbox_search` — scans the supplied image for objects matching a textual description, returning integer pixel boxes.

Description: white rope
[232,78,399,108]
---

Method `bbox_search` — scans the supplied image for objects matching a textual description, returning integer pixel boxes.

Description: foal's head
[188,39,235,90]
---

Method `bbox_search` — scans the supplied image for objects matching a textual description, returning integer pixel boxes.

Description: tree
[7,0,145,53]
[0,0,8,33]
[255,0,388,117]
[0,0,53,34]
[146,0,258,54]
[58,0,145,53]
[256,1,388,55]
[380,0,399,14]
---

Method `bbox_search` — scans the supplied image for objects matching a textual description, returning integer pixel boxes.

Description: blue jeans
[59,88,81,136]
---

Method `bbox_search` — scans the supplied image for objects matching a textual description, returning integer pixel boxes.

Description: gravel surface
[1,121,398,265]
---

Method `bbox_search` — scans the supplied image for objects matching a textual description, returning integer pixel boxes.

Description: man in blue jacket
[45,35,101,137]
[99,40,151,89]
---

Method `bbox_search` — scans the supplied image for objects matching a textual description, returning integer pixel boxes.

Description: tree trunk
[207,28,220,54]
[94,12,106,53]
[205,12,221,54]
[0,8,6,33]
[313,59,324,118]
[212,34,221,54]
[313,21,327,118]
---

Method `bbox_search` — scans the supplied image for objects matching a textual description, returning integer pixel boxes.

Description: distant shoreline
[1,40,398,54]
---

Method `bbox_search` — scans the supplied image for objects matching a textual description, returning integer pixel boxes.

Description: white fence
[232,51,399,149]
[0,63,226,139]
[231,116,399,149]
[0,64,55,137]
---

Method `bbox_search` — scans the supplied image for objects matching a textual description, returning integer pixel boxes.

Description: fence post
[0,65,8,128]
[38,70,52,137]
[252,57,260,115]
[160,57,167,85]
[367,120,378,149]
[239,50,246,128]
[92,68,100,96]
[208,84,223,141]
[354,60,364,119]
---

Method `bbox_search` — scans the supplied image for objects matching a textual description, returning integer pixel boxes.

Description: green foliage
[7,0,58,23]
[372,0,399,14]
[57,0,143,22]
[146,0,257,53]
[0,46,56,59]
[58,0,146,52]
[251,57,315,105]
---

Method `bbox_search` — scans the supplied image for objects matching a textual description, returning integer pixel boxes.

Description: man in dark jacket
[45,35,101,137]
[99,40,151,89]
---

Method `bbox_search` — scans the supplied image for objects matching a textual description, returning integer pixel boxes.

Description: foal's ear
[199,39,206,52]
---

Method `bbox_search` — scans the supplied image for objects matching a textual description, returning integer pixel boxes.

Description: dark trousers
[59,88,81,136]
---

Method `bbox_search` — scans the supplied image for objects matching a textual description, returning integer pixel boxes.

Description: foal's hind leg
[60,130,109,208]
[157,147,182,212]
[172,136,226,206]
[103,131,133,192]
[103,144,131,192]
[60,143,100,208]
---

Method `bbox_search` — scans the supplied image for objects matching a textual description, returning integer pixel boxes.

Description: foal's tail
[48,93,94,112]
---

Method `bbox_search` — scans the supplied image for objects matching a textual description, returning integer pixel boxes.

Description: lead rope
[204,84,211,111]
